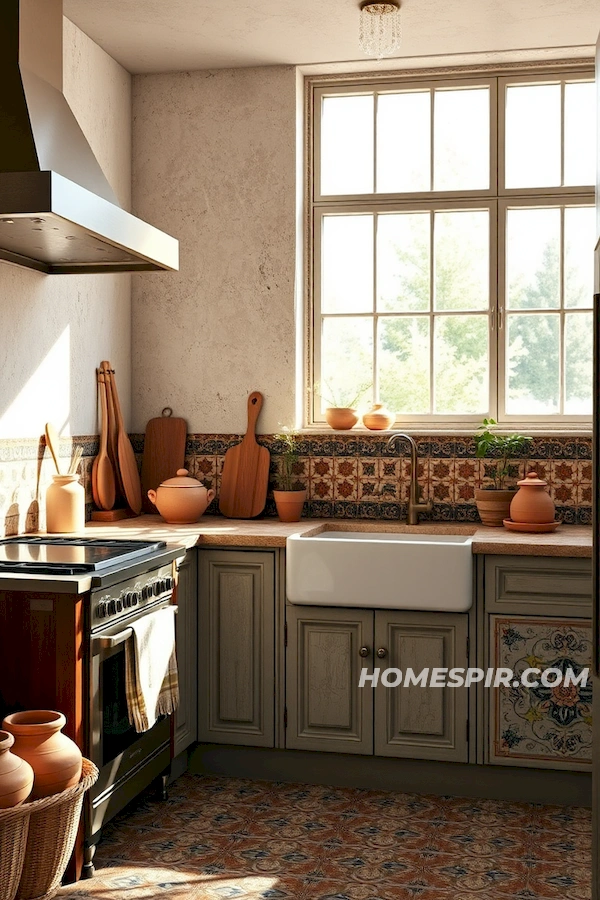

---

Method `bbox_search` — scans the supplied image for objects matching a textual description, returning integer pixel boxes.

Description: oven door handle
[91,607,178,651]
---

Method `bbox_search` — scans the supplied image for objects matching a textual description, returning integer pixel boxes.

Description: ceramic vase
[474,488,517,527]
[510,472,555,524]
[273,489,307,523]
[0,729,34,808]
[362,403,395,431]
[325,408,358,430]
[2,710,82,799]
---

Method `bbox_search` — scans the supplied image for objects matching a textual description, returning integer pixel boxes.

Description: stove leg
[158,773,169,801]
[82,842,97,879]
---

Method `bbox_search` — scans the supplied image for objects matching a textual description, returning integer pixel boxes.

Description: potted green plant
[273,429,307,522]
[473,418,532,526]
[316,380,371,430]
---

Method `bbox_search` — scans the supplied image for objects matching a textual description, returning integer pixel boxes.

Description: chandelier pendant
[359,0,401,59]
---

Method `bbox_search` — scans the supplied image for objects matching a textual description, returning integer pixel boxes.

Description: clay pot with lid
[147,469,216,524]
[0,729,34,808]
[509,471,556,524]
[2,711,82,799]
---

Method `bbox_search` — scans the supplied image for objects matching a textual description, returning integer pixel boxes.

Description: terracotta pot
[148,468,216,524]
[362,403,395,431]
[46,474,85,534]
[474,488,517,527]
[273,489,307,523]
[325,408,359,430]
[0,729,34,808]
[2,711,82,799]
[510,471,555,524]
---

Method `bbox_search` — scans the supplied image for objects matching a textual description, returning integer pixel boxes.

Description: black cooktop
[0,537,167,575]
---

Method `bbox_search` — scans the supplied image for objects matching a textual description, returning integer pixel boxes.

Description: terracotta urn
[0,729,34,808]
[362,403,395,431]
[509,471,556,524]
[325,408,359,430]
[474,488,517,527]
[147,468,216,524]
[273,489,307,523]
[2,710,82,799]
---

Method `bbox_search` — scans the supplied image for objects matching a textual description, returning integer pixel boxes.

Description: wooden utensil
[101,359,123,499]
[94,369,116,510]
[105,362,142,515]
[44,423,62,475]
[141,407,188,513]
[218,391,270,518]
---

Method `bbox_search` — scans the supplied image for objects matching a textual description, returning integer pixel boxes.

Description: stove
[0,536,169,576]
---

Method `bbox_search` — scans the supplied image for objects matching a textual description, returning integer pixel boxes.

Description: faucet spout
[386,432,433,525]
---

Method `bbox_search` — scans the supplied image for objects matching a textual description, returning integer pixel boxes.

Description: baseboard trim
[189,743,591,807]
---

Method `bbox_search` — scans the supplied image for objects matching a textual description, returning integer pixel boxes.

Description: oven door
[87,598,174,842]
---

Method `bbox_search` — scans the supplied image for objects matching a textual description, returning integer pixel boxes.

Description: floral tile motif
[491,616,593,766]
[57,774,591,900]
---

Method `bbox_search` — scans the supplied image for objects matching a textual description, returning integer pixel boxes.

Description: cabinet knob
[359,646,370,658]
[376,648,387,659]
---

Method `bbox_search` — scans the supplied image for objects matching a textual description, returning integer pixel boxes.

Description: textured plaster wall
[131,66,297,434]
[0,18,132,441]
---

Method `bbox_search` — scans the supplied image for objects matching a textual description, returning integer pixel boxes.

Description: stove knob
[108,599,117,616]
[143,585,152,600]
[116,597,123,612]
[97,602,106,619]
[165,576,174,592]
[132,591,141,606]
[152,581,161,596]
[123,592,133,608]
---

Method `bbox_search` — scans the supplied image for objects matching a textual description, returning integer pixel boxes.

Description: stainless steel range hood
[0,0,179,274]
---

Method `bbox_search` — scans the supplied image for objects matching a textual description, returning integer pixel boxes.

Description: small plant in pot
[316,380,372,431]
[474,418,532,527]
[273,429,307,523]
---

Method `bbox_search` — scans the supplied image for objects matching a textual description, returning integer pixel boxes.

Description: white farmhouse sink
[286,530,473,611]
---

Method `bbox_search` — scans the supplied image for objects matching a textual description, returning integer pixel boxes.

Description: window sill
[301,424,592,437]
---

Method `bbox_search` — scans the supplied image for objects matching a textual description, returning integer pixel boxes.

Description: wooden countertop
[82,515,593,558]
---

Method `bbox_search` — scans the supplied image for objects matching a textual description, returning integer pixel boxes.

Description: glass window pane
[564,82,596,186]
[564,206,595,308]
[377,213,430,312]
[434,89,489,190]
[378,317,430,414]
[320,317,373,411]
[565,312,593,414]
[322,216,373,313]
[321,95,374,195]
[377,92,430,193]
[434,315,488,414]
[506,313,559,414]
[505,85,561,188]
[434,210,489,311]
[506,208,560,309]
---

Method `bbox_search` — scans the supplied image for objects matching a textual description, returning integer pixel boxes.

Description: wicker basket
[16,758,98,900]
[0,801,32,900]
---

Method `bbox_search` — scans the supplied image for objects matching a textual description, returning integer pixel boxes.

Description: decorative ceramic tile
[490,616,593,766]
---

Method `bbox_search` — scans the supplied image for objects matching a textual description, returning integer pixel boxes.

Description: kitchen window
[308,70,596,428]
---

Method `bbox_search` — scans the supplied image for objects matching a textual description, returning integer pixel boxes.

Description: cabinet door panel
[374,611,469,762]
[198,550,275,747]
[484,556,592,618]
[174,550,198,756]
[488,614,592,770]
[286,606,373,754]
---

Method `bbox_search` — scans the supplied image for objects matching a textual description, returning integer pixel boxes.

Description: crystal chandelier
[359,0,401,59]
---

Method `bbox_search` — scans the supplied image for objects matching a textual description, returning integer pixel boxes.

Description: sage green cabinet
[173,549,198,757]
[198,549,275,747]
[286,605,469,762]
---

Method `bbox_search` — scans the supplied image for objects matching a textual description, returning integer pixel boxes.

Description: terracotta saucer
[503,519,560,533]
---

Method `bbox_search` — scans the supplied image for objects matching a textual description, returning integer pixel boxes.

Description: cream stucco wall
[0,18,132,440]
[131,66,297,434]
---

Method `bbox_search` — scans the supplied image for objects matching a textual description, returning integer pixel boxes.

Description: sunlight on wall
[0,326,71,439]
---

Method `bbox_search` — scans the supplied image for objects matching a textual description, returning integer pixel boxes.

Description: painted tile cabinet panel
[198,549,275,747]
[484,556,592,771]
[286,606,469,762]
[174,549,198,756]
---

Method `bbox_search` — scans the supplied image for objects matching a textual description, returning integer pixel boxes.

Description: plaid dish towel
[125,605,179,733]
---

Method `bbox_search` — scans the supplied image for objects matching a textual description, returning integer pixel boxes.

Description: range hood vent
[0,0,178,274]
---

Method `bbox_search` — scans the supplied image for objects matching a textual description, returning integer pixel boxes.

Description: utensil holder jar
[45,475,85,533]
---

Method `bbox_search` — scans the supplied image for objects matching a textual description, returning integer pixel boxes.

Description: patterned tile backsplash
[0,432,592,537]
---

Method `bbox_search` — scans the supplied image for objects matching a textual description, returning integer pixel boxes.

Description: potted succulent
[473,418,532,527]
[317,380,371,430]
[273,429,307,522]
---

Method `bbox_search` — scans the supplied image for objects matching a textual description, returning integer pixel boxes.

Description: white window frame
[305,63,595,432]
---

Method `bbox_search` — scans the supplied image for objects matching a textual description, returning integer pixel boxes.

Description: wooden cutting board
[141,408,188,513]
[219,392,270,518]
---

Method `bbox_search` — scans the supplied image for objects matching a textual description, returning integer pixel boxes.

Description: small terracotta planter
[325,408,359,430]
[273,489,307,523]
[2,711,82,799]
[474,488,517,527]
[0,729,33,808]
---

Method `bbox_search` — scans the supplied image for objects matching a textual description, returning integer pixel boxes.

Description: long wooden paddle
[218,391,270,518]
[44,422,62,475]
[94,369,116,510]
[105,361,142,515]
